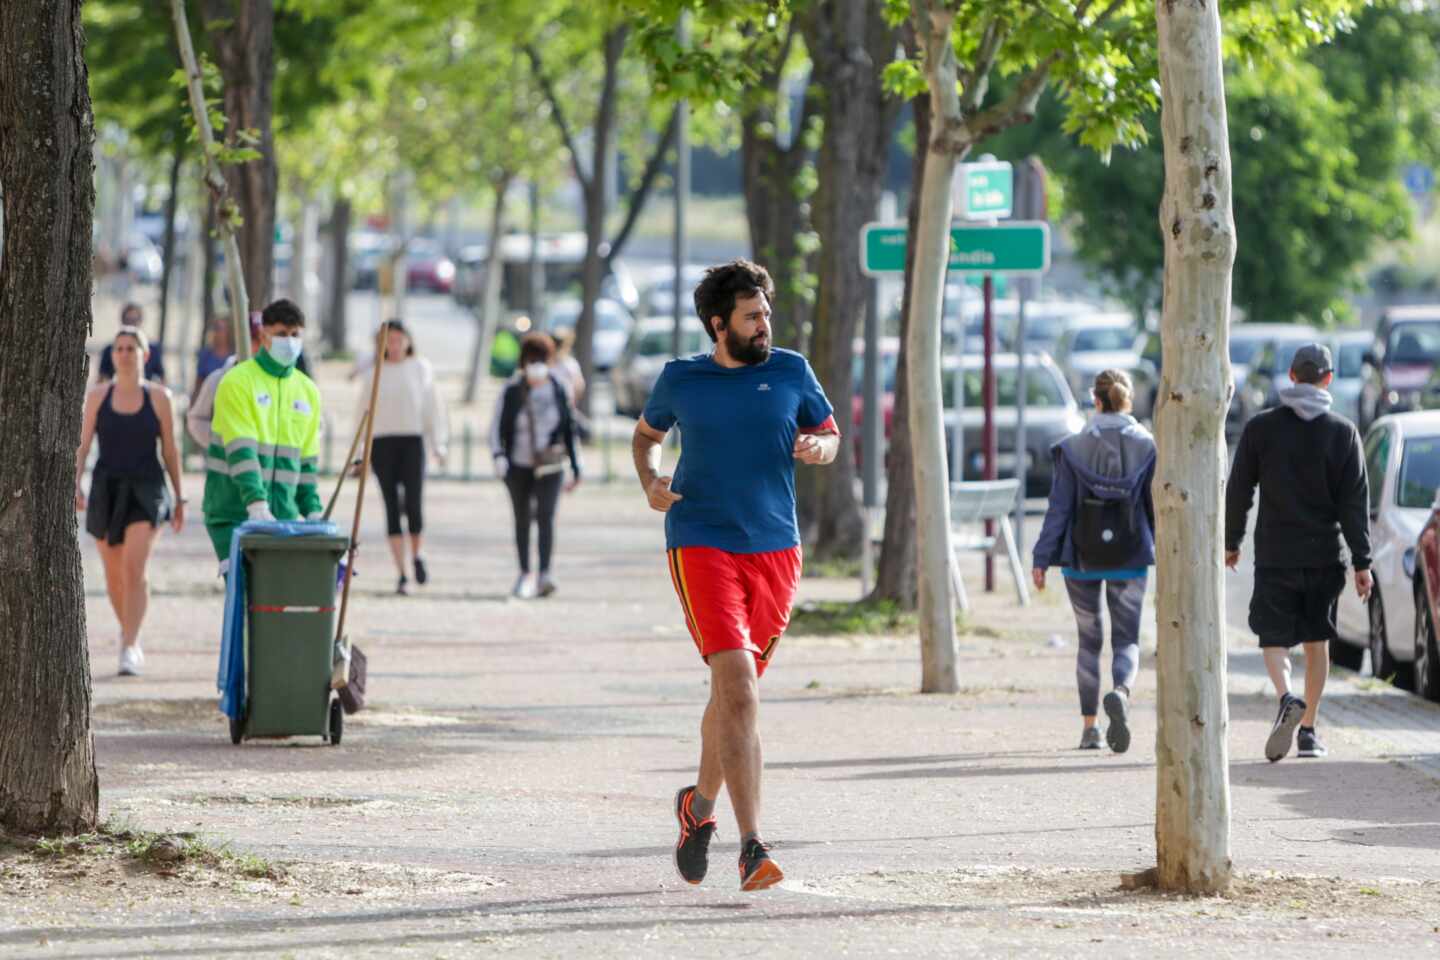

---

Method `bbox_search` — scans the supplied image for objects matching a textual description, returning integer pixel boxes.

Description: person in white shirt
[186,316,259,451]
[358,320,449,594]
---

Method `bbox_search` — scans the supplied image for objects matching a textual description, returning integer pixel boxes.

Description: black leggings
[505,466,563,573]
[371,435,425,536]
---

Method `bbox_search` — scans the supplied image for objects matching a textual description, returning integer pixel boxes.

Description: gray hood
[1278,383,1332,422]
[1058,412,1156,497]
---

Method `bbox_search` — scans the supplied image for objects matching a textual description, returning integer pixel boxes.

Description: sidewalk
[3,474,1439,958]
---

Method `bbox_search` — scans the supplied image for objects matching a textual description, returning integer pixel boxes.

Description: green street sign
[860,222,1050,277]
[958,161,1013,219]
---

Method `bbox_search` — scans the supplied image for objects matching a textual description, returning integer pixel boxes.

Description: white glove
[494,455,509,479]
[246,501,276,522]
[305,511,326,522]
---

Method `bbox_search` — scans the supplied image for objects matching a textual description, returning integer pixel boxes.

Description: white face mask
[267,335,303,367]
[524,362,549,385]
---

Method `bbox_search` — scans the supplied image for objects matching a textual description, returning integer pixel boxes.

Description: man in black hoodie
[1226,342,1372,762]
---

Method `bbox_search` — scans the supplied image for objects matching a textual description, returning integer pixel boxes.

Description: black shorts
[1249,565,1347,649]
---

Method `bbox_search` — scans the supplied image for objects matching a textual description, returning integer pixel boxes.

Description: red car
[1408,496,1440,701]
[405,241,456,294]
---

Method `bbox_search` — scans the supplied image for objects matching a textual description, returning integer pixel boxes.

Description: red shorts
[666,546,803,678]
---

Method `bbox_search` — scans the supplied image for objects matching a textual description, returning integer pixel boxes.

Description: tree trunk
[575,27,626,418]
[465,173,513,405]
[0,0,100,835]
[907,1,963,693]
[740,76,816,354]
[325,195,351,354]
[797,0,900,561]
[202,195,217,329]
[201,0,276,309]
[871,70,930,610]
[157,134,184,347]
[1152,0,1236,895]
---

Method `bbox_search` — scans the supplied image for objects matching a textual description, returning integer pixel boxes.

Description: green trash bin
[233,532,350,745]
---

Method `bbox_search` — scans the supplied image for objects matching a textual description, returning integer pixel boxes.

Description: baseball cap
[1290,342,1333,382]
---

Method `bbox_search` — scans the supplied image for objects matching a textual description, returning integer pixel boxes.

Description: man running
[203,299,325,563]
[1226,342,1371,762]
[632,260,839,891]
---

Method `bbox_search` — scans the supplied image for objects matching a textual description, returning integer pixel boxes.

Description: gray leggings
[1064,575,1146,716]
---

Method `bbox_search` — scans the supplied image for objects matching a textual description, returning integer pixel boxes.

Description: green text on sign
[859,222,1050,277]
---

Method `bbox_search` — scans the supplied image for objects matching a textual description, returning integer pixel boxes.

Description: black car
[1359,305,1440,431]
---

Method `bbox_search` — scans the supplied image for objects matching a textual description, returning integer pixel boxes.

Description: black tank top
[95,384,163,479]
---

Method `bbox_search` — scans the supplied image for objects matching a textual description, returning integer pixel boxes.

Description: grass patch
[788,599,914,636]
[803,555,862,580]
[14,822,282,881]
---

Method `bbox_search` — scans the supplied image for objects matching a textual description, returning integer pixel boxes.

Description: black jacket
[1224,406,1370,570]
[496,375,581,477]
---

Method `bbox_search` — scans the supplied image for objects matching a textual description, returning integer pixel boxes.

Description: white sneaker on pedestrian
[536,573,557,598]
[118,645,144,677]
[511,573,533,599]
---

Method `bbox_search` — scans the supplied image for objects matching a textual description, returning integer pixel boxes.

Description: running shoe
[118,645,143,677]
[1103,689,1131,754]
[738,837,783,892]
[1296,726,1328,758]
[396,575,409,596]
[1265,693,1306,762]
[537,573,557,598]
[511,573,532,599]
[413,556,429,586]
[672,786,716,885]
[1079,726,1102,750]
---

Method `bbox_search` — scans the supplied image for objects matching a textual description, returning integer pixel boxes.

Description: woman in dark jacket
[1032,368,1156,753]
[488,333,582,599]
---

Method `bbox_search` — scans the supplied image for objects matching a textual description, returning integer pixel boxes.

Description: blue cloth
[1033,415,1157,572]
[642,348,834,554]
[1062,567,1147,581]
[218,519,340,720]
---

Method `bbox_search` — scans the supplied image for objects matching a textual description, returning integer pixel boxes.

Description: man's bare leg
[695,697,725,814]
[708,649,762,839]
[1300,641,1328,727]
[1263,647,1293,698]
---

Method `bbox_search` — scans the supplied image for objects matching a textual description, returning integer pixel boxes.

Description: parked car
[849,337,901,468]
[405,239,456,294]
[942,353,1087,497]
[123,232,164,285]
[1359,305,1440,431]
[1336,412,1440,681]
[1129,330,1163,423]
[1052,313,1141,402]
[350,230,394,289]
[1230,326,1326,436]
[641,265,709,318]
[546,298,634,372]
[1225,323,1319,443]
[611,316,708,417]
[1329,330,1372,424]
[453,233,639,314]
[1411,480,1440,702]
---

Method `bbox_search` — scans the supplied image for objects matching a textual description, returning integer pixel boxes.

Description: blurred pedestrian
[1226,342,1371,762]
[187,316,259,450]
[550,329,586,407]
[358,320,449,595]
[194,317,234,389]
[489,333,582,599]
[1032,369,1156,754]
[98,302,166,384]
[202,299,325,563]
[74,326,186,676]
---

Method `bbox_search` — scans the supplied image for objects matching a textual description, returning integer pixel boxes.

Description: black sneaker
[672,786,716,885]
[1296,726,1328,758]
[413,556,429,586]
[1079,726,1102,750]
[738,837,784,892]
[396,575,409,596]
[1103,689,1131,754]
[1265,693,1307,762]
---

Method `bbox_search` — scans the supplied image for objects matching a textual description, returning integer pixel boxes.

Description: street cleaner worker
[202,298,325,564]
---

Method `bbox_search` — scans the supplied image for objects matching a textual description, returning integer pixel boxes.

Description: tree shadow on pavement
[1235,758,1440,850]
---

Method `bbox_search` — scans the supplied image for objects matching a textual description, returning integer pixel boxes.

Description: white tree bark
[906,0,961,693]
[169,0,250,360]
[1153,0,1235,894]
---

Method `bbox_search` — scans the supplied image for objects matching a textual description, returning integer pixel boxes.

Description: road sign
[860,222,1050,277]
[1404,163,1435,196]
[957,161,1013,219]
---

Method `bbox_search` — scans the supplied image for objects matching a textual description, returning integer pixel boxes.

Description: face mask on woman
[524,362,549,386]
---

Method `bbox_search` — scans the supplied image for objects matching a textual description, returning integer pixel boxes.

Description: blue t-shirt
[643,348,835,554]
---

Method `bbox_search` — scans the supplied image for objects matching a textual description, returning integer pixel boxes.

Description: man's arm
[633,416,682,512]
[1224,421,1258,566]
[1338,426,1372,571]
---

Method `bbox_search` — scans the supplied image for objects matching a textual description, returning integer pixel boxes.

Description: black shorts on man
[1248,564,1347,648]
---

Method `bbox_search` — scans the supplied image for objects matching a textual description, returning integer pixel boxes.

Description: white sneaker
[536,573,557,598]
[118,645,144,677]
[511,573,533,599]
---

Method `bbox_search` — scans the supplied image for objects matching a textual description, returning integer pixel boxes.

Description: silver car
[611,316,708,417]
[1052,313,1141,403]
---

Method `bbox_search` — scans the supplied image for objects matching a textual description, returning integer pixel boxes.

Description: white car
[611,316,708,417]
[547,297,634,372]
[1051,313,1141,401]
[1335,411,1440,679]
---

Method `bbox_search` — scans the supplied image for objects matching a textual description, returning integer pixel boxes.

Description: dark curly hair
[261,297,305,328]
[693,259,775,343]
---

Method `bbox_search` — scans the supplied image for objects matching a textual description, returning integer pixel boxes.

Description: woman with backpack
[489,333,582,599]
[1032,368,1156,753]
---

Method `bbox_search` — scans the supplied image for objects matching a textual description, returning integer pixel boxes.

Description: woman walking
[489,333,582,599]
[359,320,449,595]
[75,327,186,676]
[1032,369,1156,753]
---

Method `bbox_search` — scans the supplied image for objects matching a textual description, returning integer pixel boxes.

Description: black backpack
[1073,440,1142,569]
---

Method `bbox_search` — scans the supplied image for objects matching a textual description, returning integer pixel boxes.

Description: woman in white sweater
[358,321,449,594]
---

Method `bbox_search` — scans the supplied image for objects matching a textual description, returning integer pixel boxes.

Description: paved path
[4,460,1440,957]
